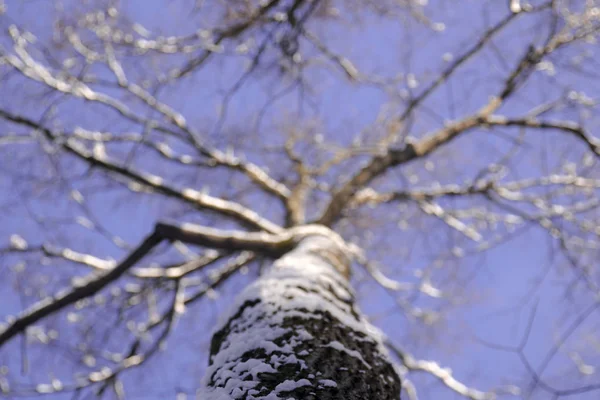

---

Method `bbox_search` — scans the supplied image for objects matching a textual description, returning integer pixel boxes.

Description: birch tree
[1,0,600,399]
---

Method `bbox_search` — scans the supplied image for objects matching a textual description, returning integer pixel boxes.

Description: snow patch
[198,236,393,399]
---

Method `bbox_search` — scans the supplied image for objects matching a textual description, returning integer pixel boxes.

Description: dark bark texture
[200,235,401,400]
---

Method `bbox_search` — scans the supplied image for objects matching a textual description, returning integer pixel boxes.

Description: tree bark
[200,234,401,399]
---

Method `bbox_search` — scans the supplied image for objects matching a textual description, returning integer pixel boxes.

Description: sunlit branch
[28,282,182,397]
[485,116,600,157]
[358,257,443,300]
[171,0,284,79]
[381,1,551,146]
[393,12,516,127]
[283,136,313,226]
[418,200,483,241]
[89,253,255,393]
[387,340,499,400]
[317,25,565,226]
[100,50,291,201]
[483,191,600,294]
[132,251,226,280]
[0,219,353,348]
[303,30,361,82]
[0,109,282,233]
[0,231,163,348]
[0,241,225,280]
[353,174,600,208]
[0,132,36,145]
[183,252,255,305]
[2,28,290,203]
[317,98,501,226]
[2,31,188,142]
[7,251,255,397]
[0,243,115,271]
[154,221,353,258]
[70,128,215,168]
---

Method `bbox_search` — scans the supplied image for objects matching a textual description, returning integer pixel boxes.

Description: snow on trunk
[200,234,401,399]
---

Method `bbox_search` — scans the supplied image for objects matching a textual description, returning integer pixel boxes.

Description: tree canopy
[1,0,600,399]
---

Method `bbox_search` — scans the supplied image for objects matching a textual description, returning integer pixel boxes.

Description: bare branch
[0,109,283,233]
[2,27,290,203]
[0,242,225,279]
[0,231,163,348]
[317,26,565,227]
[387,340,499,400]
[485,116,600,157]
[171,0,284,79]
[183,251,255,305]
[317,98,501,226]
[0,220,353,348]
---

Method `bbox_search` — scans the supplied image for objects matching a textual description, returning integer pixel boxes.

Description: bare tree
[0,0,600,399]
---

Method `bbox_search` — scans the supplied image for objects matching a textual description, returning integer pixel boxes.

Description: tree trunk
[200,234,401,399]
